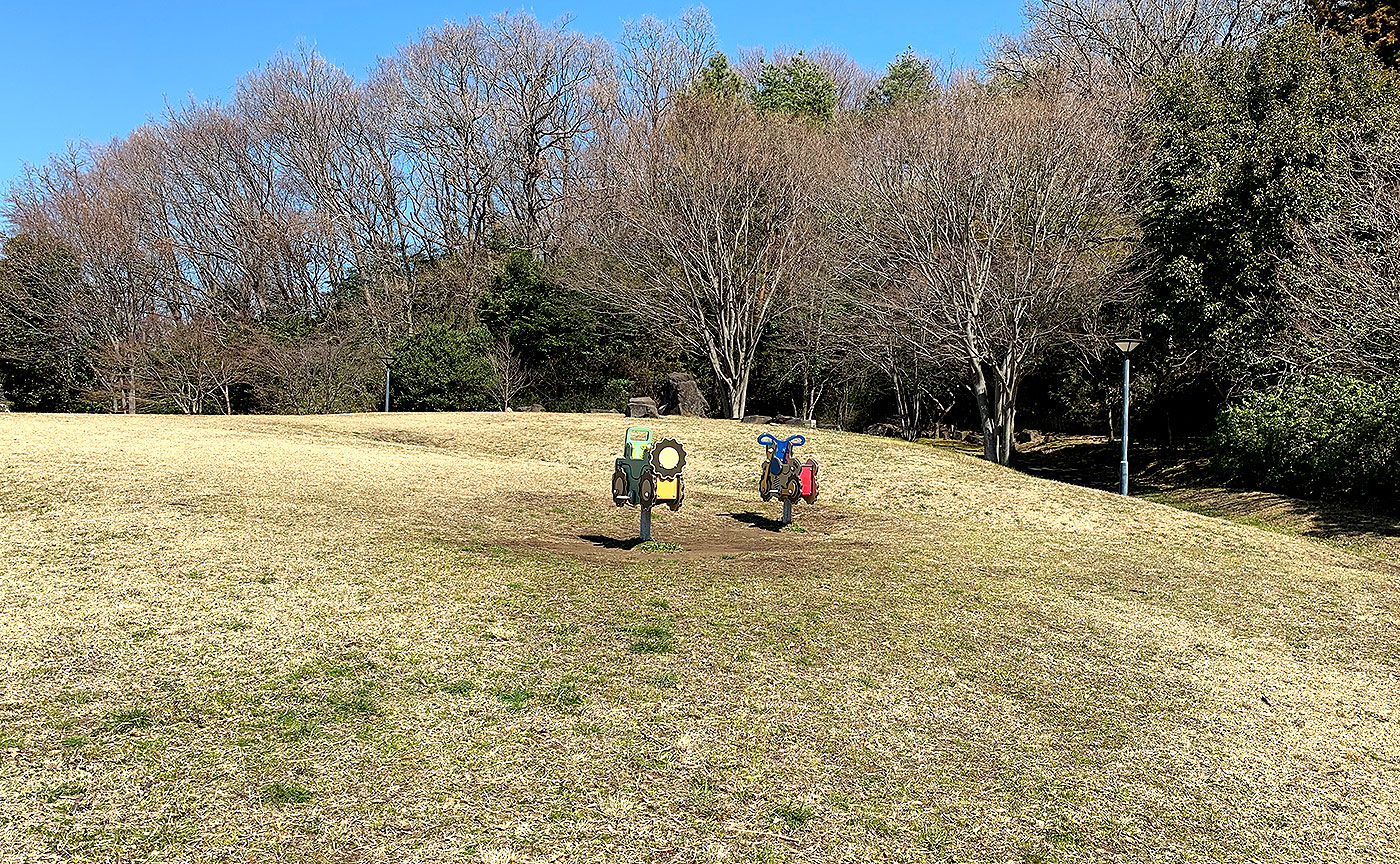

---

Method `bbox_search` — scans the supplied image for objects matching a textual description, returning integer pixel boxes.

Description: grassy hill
[1,412,1397,862]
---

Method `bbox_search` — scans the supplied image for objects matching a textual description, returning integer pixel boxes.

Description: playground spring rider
[757,432,818,525]
[611,426,687,541]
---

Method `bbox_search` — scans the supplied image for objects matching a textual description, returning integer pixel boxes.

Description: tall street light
[382,355,393,413]
[1113,337,1144,495]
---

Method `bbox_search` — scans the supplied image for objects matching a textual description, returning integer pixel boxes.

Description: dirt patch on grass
[505,484,868,562]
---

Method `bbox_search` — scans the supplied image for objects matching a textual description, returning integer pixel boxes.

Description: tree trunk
[732,368,749,419]
[971,360,1016,465]
[892,371,921,441]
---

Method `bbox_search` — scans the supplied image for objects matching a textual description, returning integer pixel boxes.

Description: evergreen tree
[865,49,936,112]
[751,53,837,120]
[1142,22,1400,393]
[694,53,744,101]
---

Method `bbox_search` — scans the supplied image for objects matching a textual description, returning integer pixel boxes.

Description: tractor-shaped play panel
[611,426,687,540]
[757,432,818,524]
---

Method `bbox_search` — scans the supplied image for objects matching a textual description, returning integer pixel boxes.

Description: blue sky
[0,0,1026,193]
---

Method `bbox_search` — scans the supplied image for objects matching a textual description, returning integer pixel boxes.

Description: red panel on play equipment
[799,462,815,496]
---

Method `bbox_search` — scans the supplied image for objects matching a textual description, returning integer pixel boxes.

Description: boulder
[660,372,708,417]
[740,414,771,424]
[627,397,660,418]
[519,404,546,412]
[1014,428,1046,448]
[586,408,621,414]
[772,416,816,428]
[863,422,900,438]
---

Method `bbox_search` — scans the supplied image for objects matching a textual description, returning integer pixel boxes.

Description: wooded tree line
[2,1,1399,497]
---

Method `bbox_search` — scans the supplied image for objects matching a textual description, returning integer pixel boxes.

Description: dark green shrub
[390,322,493,411]
[1215,376,1400,499]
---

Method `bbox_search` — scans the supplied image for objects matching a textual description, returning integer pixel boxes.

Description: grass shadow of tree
[720,511,786,532]
[578,534,647,550]
[1016,436,1400,560]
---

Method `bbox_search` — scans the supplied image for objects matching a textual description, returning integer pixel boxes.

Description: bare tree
[847,302,955,439]
[375,21,498,283]
[771,274,853,422]
[157,102,329,322]
[481,13,612,256]
[994,0,1300,95]
[141,316,254,414]
[257,322,377,414]
[6,135,173,413]
[614,10,716,129]
[238,47,414,351]
[843,85,1134,463]
[488,334,534,410]
[768,154,862,422]
[581,96,827,418]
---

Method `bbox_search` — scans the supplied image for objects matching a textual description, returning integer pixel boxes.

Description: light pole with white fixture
[1113,338,1144,495]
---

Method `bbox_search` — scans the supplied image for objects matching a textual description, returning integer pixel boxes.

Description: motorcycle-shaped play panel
[757,432,818,524]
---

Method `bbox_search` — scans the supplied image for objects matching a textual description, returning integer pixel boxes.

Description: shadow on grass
[720,511,786,532]
[1015,435,1400,558]
[579,534,646,550]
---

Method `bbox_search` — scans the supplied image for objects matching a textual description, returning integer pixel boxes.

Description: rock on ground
[660,372,708,417]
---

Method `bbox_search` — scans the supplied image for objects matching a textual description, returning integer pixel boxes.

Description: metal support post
[1119,354,1131,496]
[640,506,652,542]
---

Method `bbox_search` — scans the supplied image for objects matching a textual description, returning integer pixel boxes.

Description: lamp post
[1112,337,1144,495]
[382,355,393,413]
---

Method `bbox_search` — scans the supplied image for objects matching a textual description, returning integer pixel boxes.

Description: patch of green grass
[440,679,475,696]
[496,686,534,712]
[649,671,680,689]
[35,781,87,802]
[546,680,584,709]
[918,826,953,852]
[629,623,673,654]
[260,781,312,805]
[647,597,670,609]
[273,709,321,741]
[332,694,378,716]
[104,707,153,733]
[218,620,251,632]
[772,802,815,830]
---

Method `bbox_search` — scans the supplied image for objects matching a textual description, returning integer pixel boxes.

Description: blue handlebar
[757,433,806,466]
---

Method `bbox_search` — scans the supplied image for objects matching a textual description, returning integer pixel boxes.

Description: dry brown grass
[1,411,1398,863]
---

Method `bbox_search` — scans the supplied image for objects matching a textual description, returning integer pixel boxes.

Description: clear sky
[0,0,1027,194]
